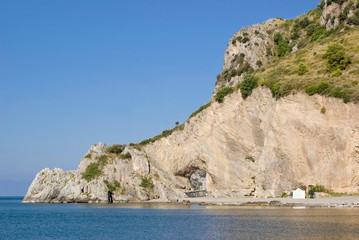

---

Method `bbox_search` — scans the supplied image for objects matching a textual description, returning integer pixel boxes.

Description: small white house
[292,188,305,199]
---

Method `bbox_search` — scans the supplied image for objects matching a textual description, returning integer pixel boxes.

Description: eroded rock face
[320,0,357,29]
[23,143,187,203]
[143,88,359,197]
[320,1,342,29]
[24,88,359,202]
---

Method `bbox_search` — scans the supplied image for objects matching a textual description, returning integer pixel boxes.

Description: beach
[149,196,359,208]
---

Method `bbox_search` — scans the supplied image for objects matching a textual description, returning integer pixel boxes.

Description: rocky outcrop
[215,0,359,95]
[320,0,358,29]
[23,143,186,203]
[214,18,281,93]
[24,88,359,202]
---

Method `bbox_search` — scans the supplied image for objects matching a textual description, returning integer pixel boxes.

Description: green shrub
[339,6,350,23]
[236,62,253,76]
[240,74,259,99]
[98,155,108,166]
[233,36,242,44]
[323,43,351,72]
[321,107,327,114]
[297,63,308,75]
[308,184,329,198]
[267,81,293,99]
[161,130,172,137]
[82,163,101,182]
[348,16,359,25]
[139,177,154,189]
[189,102,211,118]
[273,32,283,44]
[176,124,185,131]
[84,154,92,159]
[308,24,333,41]
[256,60,263,67]
[104,180,122,192]
[290,31,300,40]
[333,0,346,4]
[327,0,346,5]
[281,192,289,198]
[245,156,255,162]
[215,86,234,103]
[274,32,291,57]
[330,88,350,103]
[241,37,250,43]
[106,144,125,154]
[138,122,187,146]
[295,17,310,29]
[331,69,342,77]
[305,82,330,95]
[139,139,151,145]
[227,69,237,81]
[119,152,132,159]
[139,134,162,146]
[306,24,316,37]
[317,0,325,8]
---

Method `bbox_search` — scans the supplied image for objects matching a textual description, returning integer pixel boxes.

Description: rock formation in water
[24,0,359,203]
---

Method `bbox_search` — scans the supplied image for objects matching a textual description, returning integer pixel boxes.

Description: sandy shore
[148,196,359,208]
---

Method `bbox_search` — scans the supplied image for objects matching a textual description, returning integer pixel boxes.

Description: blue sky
[0,0,319,196]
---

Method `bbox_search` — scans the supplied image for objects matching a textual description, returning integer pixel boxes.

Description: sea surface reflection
[1,197,358,240]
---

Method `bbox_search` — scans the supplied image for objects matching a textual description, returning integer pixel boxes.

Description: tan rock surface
[23,3,359,203]
[24,88,359,203]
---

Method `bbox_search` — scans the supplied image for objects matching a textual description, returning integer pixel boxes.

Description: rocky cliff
[24,0,359,203]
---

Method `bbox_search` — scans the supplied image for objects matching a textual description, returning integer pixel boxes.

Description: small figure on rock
[107,191,113,203]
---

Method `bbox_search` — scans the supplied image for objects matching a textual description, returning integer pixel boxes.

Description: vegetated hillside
[215,0,359,103]
[257,28,359,102]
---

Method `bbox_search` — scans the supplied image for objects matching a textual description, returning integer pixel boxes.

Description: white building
[292,188,305,199]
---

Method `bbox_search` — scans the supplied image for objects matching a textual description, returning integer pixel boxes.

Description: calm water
[1,197,359,240]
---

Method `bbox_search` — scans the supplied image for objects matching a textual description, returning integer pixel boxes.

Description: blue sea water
[1,197,359,240]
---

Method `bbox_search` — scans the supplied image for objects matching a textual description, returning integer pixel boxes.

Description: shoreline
[22,196,359,208]
[148,196,359,208]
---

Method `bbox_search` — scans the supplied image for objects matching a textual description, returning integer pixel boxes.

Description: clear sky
[0,0,320,196]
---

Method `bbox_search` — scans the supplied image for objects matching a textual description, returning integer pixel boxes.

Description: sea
[1,197,359,240]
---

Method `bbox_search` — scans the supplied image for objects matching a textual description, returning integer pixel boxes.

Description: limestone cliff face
[144,88,359,197]
[23,88,359,202]
[24,2,359,203]
[23,144,151,203]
